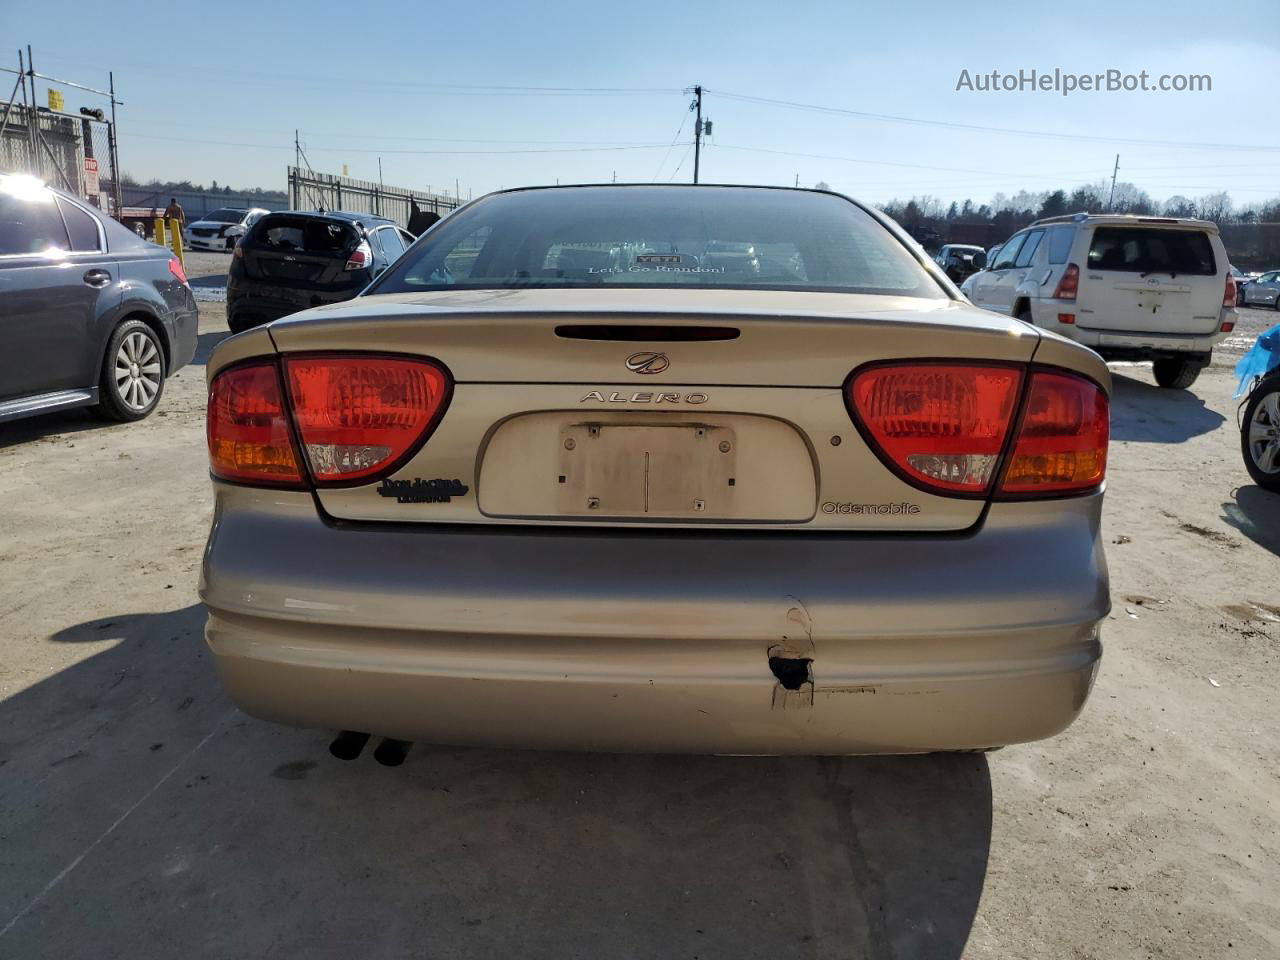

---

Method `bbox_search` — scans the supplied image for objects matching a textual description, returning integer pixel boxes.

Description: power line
[128,133,674,156]
[705,88,1280,152]
[653,110,691,180]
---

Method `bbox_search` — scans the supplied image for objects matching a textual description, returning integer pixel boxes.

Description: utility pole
[692,85,703,184]
[1107,154,1120,212]
[108,71,122,215]
[794,173,799,188]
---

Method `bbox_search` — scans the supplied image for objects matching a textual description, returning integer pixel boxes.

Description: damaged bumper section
[201,485,1108,756]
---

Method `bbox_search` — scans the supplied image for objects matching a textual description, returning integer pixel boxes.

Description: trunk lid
[267,288,1047,532]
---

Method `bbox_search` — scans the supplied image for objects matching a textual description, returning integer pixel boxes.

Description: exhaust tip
[329,730,371,761]
[373,738,412,767]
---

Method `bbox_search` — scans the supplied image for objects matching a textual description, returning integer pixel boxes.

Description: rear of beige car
[200,186,1110,756]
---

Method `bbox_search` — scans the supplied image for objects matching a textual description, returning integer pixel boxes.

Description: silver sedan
[1241,270,1280,308]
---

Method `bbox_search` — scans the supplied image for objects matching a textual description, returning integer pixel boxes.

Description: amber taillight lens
[207,362,305,487]
[997,371,1108,497]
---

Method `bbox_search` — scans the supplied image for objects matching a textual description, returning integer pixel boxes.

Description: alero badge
[377,478,469,504]
[625,351,670,375]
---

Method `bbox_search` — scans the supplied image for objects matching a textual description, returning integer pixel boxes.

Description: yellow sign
[47,89,64,112]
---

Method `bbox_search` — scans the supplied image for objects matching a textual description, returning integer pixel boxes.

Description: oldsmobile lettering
[580,390,709,404]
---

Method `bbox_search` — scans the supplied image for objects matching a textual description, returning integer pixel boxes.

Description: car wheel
[1242,377,1280,491]
[1151,357,1202,390]
[96,319,166,422]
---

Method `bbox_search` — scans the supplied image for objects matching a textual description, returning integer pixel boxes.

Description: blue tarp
[1234,322,1280,398]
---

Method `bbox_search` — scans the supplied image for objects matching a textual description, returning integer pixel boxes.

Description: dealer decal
[377,478,469,504]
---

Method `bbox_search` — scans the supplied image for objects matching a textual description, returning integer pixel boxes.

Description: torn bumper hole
[768,656,813,691]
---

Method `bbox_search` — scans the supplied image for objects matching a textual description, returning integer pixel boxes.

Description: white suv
[968,214,1237,389]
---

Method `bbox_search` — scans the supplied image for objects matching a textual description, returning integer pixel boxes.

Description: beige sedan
[200,185,1110,760]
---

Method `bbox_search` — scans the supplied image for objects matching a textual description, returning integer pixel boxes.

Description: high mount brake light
[283,355,451,485]
[207,355,452,488]
[207,362,305,487]
[997,371,1108,497]
[848,364,1023,495]
[847,362,1108,499]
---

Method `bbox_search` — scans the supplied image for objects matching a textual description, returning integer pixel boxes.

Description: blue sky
[6,0,1279,208]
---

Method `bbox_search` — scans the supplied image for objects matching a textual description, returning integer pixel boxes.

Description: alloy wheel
[114,331,162,412]
[1247,390,1280,475]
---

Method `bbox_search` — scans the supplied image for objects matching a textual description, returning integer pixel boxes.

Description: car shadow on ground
[0,603,992,959]
[188,273,228,290]
[193,330,231,366]
[1109,371,1227,443]
[1221,484,1280,557]
[0,407,116,450]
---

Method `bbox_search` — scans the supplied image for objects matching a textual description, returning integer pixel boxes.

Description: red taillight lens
[207,363,305,487]
[283,355,451,485]
[168,257,188,285]
[1052,263,1079,301]
[1223,274,1237,308]
[848,364,1023,495]
[344,241,372,271]
[998,371,1108,497]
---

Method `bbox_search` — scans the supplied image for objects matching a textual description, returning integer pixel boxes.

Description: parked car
[1239,269,1280,309]
[225,211,415,333]
[202,184,1110,758]
[184,207,269,252]
[959,242,999,299]
[1236,323,1280,491]
[968,213,1237,389]
[934,243,985,283]
[0,174,197,425]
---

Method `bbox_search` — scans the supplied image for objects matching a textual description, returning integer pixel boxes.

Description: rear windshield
[1087,227,1216,276]
[250,216,358,255]
[368,186,946,299]
[204,208,248,223]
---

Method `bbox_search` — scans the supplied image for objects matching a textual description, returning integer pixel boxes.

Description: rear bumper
[226,279,364,327]
[200,486,1109,755]
[1030,301,1230,357]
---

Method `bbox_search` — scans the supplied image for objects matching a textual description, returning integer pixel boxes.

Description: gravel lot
[1,251,1277,958]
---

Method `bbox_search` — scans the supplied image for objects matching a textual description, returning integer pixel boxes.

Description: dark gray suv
[0,174,198,424]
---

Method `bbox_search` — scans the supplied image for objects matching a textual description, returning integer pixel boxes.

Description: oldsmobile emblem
[625,351,670,374]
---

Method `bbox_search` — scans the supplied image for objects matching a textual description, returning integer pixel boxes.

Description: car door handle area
[82,268,112,288]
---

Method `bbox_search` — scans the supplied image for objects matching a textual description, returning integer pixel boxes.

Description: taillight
[283,355,451,485]
[1223,274,1236,308]
[207,362,305,487]
[847,363,1023,496]
[344,240,373,271]
[998,371,1108,497]
[847,362,1109,500]
[1052,263,1079,301]
[168,257,188,285]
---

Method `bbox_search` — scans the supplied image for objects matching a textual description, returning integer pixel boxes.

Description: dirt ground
[1,252,1277,958]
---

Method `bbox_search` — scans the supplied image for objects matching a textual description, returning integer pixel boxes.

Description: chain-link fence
[288,166,461,229]
[0,101,120,213]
